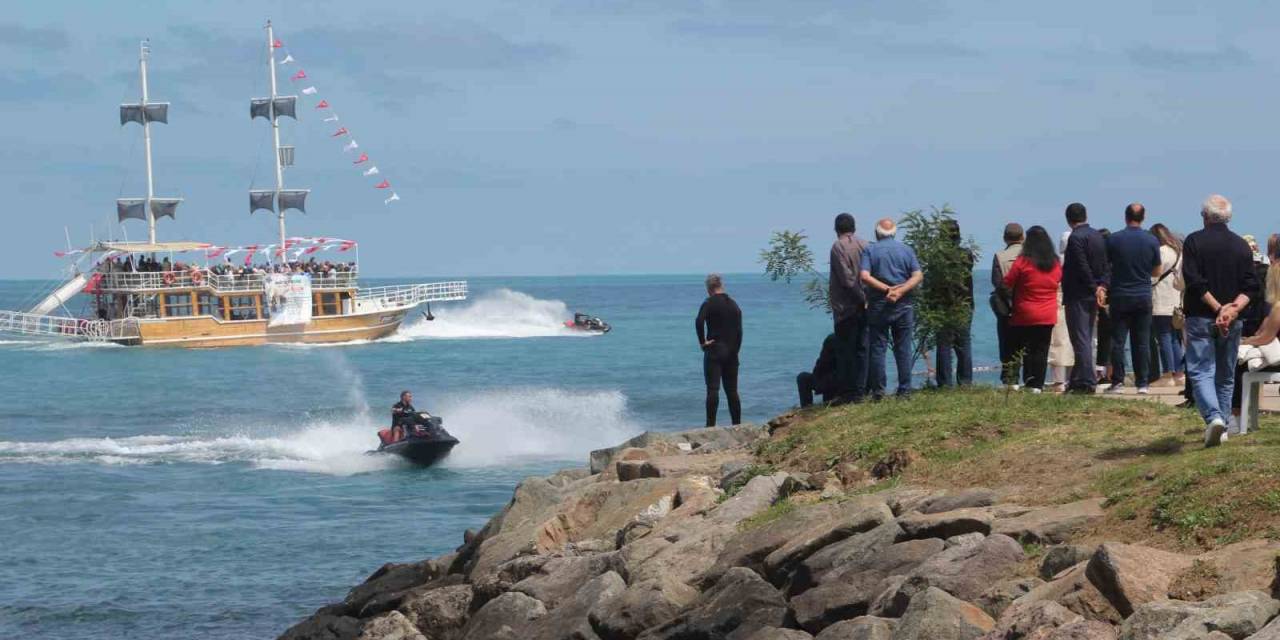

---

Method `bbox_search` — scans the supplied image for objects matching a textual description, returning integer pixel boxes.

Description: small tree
[899,205,981,370]
[759,230,830,313]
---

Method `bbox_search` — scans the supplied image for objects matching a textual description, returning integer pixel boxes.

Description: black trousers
[996,314,1017,385]
[1108,296,1152,387]
[704,347,741,427]
[797,372,821,408]
[1010,324,1054,390]
[834,313,869,400]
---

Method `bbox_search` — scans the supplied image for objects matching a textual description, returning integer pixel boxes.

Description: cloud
[0,23,70,52]
[1127,44,1252,72]
[288,22,569,73]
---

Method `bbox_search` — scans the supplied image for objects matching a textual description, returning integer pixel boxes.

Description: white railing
[0,310,140,342]
[355,281,469,309]
[97,270,359,292]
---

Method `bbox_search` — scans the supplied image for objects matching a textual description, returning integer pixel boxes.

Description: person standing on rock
[1061,202,1109,394]
[696,273,743,426]
[1182,195,1259,446]
[828,212,869,405]
[860,218,924,400]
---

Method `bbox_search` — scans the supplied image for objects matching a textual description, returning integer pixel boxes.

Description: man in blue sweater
[1098,203,1162,395]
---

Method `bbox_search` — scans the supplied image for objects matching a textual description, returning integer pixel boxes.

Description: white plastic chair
[1240,370,1280,435]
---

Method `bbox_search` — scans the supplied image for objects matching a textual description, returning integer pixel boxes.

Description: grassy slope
[757,388,1280,551]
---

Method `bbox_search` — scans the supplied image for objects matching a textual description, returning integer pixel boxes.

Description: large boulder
[974,577,1045,620]
[742,629,814,640]
[590,575,700,640]
[397,584,473,639]
[278,613,363,640]
[917,489,999,514]
[1039,546,1095,581]
[1003,564,1123,625]
[590,425,766,474]
[1040,621,1117,640]
[513,553,620,609]
[637,567,790,640]
[529,570,627,640]
[978,600,1080,640]
[893,534,1025,605]
[813,617,894,639]
[789,521,904,595]
[1117,590,1279,640]
[1085,543,1195,617]
[1186,540,1280,598]
[791,539,945,632]
[459,592,547,640]
[896,508,994,540]
[991,499,1105,545]
[893,587,995,640]
[336,558,452,616]
[1249,615,1280,639]
[356,611,425,640]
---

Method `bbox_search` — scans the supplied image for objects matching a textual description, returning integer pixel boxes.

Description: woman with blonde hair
[1150,223,1185,386]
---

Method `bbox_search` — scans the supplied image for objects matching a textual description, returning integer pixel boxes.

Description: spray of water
[392,289,594,340]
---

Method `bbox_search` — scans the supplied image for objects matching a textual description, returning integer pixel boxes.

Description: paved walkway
[1091,378,1280,411]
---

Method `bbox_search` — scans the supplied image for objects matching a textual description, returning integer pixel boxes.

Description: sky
[1,1,1278,278]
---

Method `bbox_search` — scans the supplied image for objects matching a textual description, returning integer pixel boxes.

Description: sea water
[0,274,1001,639]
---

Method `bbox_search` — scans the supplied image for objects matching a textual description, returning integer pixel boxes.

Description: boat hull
[377,435,460,465]
[121,309,409,348]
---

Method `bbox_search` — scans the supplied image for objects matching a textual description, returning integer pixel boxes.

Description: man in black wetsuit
[391,390,429,440]
[696,273,743,427]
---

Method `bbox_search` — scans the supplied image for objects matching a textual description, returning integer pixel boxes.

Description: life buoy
[163,271,176,286]
[190,269,204,285]
[78,319,90,335]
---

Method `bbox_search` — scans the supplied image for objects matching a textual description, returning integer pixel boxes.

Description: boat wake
[0,388,642,475]
[391,289,595,341]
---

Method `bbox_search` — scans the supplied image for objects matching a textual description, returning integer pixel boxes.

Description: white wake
[392,289,595,340]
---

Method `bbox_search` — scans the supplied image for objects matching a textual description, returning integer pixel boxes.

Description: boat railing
[355,281,469,309]
[97,270,359,292]
[0,310,140,342]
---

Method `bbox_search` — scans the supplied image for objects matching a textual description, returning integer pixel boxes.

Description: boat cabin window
[162,293,193,318]
[312,292,347,317]
[227,295,260,321]
[197,293,218,318]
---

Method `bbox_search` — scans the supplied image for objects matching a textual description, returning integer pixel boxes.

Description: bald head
[874,218,897,240]
[1124,203,1145,225]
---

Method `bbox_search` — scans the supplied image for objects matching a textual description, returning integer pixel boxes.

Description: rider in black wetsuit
[696,274,743,427]
[391,390,430,440]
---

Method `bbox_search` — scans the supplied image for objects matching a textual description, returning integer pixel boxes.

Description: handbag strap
[1154,254,1181,287]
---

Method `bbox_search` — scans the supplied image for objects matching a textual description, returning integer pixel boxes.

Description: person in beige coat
[1150,223,1185,386]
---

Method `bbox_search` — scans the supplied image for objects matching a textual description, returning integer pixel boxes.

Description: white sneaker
[1104,383,1125,395]
[1205,418,1226,448]
[1137,387,1150,395]
[1030,388,1043,395]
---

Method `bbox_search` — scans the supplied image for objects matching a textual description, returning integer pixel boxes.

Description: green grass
[759,387,1280,550]
[740,498,798,531]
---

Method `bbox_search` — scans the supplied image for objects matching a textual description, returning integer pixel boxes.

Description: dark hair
[1021,225,1059,272]
[1124,203,1146,224]
[1270,233,1280,260]
[1003,223,1024,244]
[1098,228,1111,239]
[1150,223,1182,253]
[834,213,855,235]
[400,390,411,399]
[1065,202,1088,225]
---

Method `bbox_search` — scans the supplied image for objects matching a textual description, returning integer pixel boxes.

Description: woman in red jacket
[1004,225,1064,392]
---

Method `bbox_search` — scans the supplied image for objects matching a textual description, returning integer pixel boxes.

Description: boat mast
[266,21,287,259]
[139,40,157,245]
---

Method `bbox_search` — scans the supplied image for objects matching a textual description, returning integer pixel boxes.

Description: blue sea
[0,273,1002,639]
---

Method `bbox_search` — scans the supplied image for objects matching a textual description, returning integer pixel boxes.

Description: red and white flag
[281,54,294,64]
[362,166,379,176]
[339,241,357,252]
[343,140,358,152]
[331,127,348,137]
[315,100,329,109]
[353,153,369,165]
[291,70,306,81]
[375,179,391,189]
[206,246,228,258]
[273,39,283,49]
[323,114,339,122]
[301,86,317,95]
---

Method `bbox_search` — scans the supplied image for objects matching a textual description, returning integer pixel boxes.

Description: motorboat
[373,415,459,465]
[565,312,610,334]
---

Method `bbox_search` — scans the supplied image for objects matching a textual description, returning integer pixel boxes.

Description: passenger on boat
[391,390,432,441]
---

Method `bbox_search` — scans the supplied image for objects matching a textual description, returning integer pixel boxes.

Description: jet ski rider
[391,390,433,441]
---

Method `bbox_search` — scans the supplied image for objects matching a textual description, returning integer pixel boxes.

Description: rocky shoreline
[279,422,1280,640]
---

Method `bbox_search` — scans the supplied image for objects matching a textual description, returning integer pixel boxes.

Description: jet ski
[565,312,611,334]
[373,415,460,465]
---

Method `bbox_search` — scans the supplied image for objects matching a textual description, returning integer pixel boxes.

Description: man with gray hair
[696,273,743,426]
[1181,194,1260,446]
[860,217,924,399]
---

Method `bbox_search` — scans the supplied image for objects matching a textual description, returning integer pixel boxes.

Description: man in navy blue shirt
[1061,203,1109,393]
[1098,203,1162,394]
[860,218,923,399]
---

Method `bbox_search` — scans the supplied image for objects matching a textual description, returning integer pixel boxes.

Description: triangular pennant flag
[331,127,348,137]
[384,192,400,205]
[362,166,379,176]
[273,39,283,49]
[375,179,391,189]
[291,70,306,81]
[353,152,369,165]
[343,140,359,152]
[323,114,339,122]
[301,86,317,95]
[281,54,294,64]
[315,100,329,109]
[339,241,357,252]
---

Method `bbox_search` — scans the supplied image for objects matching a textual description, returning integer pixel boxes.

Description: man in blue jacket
[1098,203,1161,395]
[1061,202,1109,394]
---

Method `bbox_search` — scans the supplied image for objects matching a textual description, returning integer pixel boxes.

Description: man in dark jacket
[1182,194,1260,447]
[797,334,839,407]
[1061,202,1109,393]
[934,219,975,387]
[696,274,744,426]
[828,213,869,404]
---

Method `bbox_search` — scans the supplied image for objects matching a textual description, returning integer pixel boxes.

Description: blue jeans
[935,318,973,387]
[1183,316,1242,425]
[1152,315,1184,375]
[868,300,915,397]
[1108,296,1152,387]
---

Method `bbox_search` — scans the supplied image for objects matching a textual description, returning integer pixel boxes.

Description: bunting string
[274,34,400,206]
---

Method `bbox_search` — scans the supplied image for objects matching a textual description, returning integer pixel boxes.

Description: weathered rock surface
[790,521,904,595]
[979,600,1080,640]
[1117,590,1279,640]
[1004,563,1123,625]
[1038,545,1095,581]
[1085,542,1195,617]
[1188,540,1280,598]
[356,611,425,640]
[742,629,814,640]
[897,507,994,540]
[812,616,894,639]
[893,587,995,640]
[529,570,626,640]
[1040,620,1117,639]
[791,538,945,631]
[638,567,790,640]
[590,575,699,640]
[459,591,547,640]
[975,577,1045,620]
[590,425,765,474]
[892,534,1025,606]
[1249,614,1280,639]
[512,553,620,609]
[991,499,1105,545]
[917,488,999,514]
[279,613,363,640]
[397,584,472,639]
